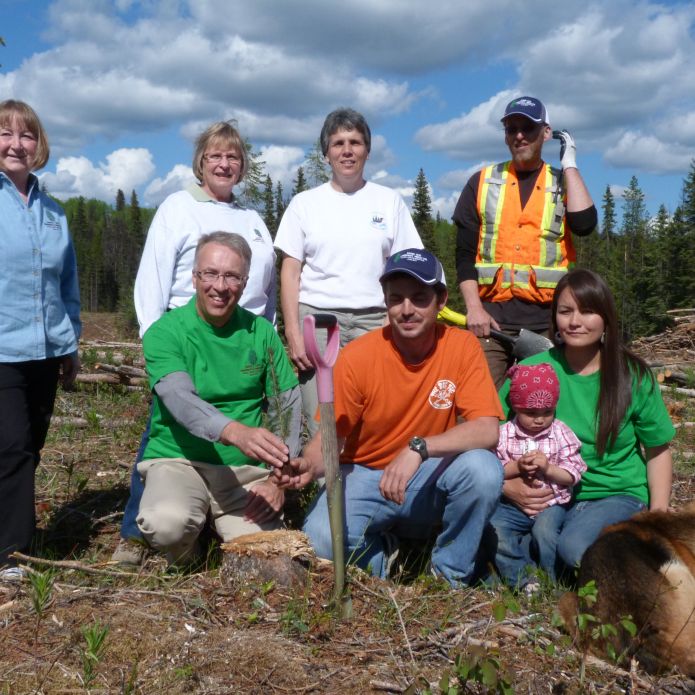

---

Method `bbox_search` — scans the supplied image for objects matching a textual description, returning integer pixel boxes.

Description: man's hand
[465,305,500,338]
[272,456,316,489]
[60,352,80,389]
[502,476,554,516]
[220,421,289,468]
[285,332,313,372]
[244,480,284,524]
[553,129,577,170]
[379,448,421,505]
[518,451,548,477]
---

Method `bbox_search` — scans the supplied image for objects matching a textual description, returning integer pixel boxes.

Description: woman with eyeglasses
[113,121,276,565]
[0,100,81,580]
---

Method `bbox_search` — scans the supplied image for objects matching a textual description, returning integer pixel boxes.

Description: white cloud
[143,165,195,206]
[609,184,628,199]
[189,0,580,73]
[415,92,512,160]
[41,148,155,202]
[604,132,694,174]
[436,164,488,192]
[258,145,306,188]
[432,191,462,222]
[3,0,693,213]
[414,2,695,175]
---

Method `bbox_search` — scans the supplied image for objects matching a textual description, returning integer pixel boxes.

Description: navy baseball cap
[380,248,445,288]
[501,96,549,124]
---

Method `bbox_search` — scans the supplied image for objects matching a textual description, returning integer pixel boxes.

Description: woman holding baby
[490,268,675,588]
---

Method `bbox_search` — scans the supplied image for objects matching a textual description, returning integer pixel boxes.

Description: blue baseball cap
[380,248,445,288]
[501,96,549,125]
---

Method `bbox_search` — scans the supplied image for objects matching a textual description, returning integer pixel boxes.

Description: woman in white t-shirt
[275,108,422,434]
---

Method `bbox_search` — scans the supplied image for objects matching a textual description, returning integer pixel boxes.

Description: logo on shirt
[240,349,262,376]
[370,213,386,231]
[44,210,61,230]
[429,379,456,410]
[253,229,265,243]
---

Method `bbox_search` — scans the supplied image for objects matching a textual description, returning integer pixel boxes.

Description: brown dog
[558,503,695,675]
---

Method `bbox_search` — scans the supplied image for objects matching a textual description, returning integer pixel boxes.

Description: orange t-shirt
[331,324,503,469]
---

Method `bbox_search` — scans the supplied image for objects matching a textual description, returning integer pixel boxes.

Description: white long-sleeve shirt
[134,184,276,337]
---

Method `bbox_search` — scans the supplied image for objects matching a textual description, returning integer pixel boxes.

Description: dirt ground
[1,313,694,694]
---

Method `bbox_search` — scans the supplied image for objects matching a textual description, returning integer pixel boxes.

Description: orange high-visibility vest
[475,161,575,304]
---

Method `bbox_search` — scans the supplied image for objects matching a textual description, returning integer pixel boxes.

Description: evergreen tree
[305,139,330,187]
[237,140,265,209]
[620,176,650,338]
[275,181,286,224]
[411,168,436,253]
[675,160,695,306]
[262,174,277,237]
[433,218,465,313]
[115,189,126,211]
[292,166,309,196]
[595,184,618,284]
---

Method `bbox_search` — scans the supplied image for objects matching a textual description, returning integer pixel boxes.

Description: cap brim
[501,111,545,124]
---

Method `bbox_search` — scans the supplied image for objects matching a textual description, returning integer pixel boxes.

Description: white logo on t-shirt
[429,379,456,410]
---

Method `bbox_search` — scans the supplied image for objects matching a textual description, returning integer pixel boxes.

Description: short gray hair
[194,232,252,275]
[319,107,371,155]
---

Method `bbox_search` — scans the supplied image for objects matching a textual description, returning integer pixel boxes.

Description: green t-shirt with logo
[142,298,298,467]
[498,348,675,505]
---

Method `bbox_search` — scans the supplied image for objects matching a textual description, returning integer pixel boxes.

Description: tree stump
[220,530,315,590]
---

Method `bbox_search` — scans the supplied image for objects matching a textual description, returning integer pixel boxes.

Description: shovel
[437,305,553,360]
[303,313,351,618]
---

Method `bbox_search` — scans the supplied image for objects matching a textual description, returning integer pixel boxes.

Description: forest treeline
[56,151,695,342]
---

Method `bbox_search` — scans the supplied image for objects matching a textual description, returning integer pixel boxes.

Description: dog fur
[558,502,695,675]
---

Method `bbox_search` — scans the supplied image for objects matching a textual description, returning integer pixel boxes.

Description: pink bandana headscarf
[508,363,560,409]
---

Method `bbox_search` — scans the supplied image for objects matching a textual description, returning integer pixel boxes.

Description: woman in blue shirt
[0,100,80,580]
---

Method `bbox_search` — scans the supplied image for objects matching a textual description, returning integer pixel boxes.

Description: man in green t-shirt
[136,232,301,565]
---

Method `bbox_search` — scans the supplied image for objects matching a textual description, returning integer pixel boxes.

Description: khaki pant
[298,303,386,436]
[136,459,281,564]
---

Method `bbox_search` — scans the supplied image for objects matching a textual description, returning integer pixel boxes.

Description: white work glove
[552,129,577,170]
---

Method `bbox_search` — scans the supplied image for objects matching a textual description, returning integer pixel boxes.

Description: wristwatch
[408,436,429,462]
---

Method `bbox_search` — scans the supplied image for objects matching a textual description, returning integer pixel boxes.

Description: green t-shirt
[142,299,298,467]
[498,348,675,505]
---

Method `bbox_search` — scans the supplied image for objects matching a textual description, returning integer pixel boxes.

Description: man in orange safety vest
[453,96,597,388]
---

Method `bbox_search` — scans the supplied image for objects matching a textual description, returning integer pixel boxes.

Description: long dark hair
[551,269,652,456]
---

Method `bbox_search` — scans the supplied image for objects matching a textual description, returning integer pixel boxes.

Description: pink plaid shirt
[496,416,586,508]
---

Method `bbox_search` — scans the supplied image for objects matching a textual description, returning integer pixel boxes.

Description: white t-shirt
[134,185,276,336]
[274,181,422,309]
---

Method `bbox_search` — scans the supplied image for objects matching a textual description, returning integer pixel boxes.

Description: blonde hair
[0,100,50,170]
[192,121,248,182]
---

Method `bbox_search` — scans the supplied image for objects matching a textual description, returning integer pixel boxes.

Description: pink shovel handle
[303,314,340,403]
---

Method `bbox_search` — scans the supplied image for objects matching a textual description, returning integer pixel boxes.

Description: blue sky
[2,0,694,222]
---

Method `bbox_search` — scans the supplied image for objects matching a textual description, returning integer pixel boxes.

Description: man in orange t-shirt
[276,248,504,587]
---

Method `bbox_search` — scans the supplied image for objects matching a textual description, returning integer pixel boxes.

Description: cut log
[95,363,148,379]
[51,416,137,429]
[78,349,145,367]
[660,385,695,398]
[219,530,315,590]
[75,373,147,386]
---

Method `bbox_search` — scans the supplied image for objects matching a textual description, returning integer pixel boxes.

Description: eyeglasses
[504,123,541,136]
[203,152,242,165]
[195,270,247,287]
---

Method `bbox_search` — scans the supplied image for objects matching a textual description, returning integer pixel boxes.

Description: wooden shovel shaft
[318,401,346,604]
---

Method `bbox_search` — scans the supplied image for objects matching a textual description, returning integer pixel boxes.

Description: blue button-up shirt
[0,172,80,362]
